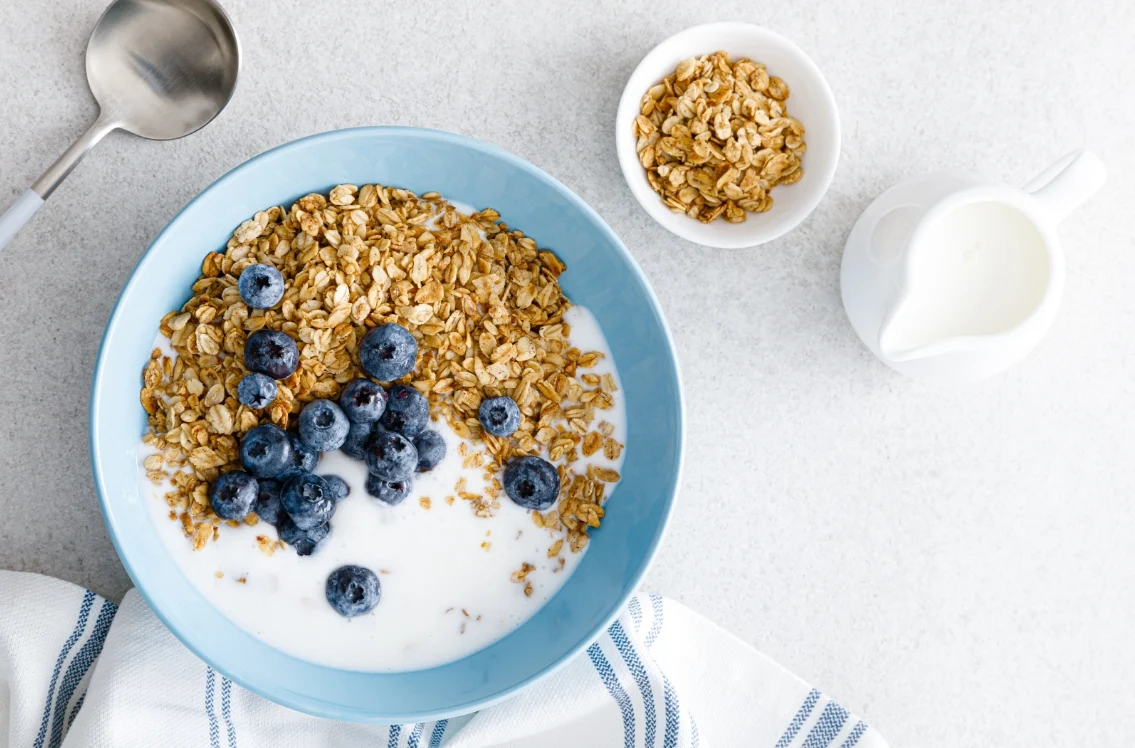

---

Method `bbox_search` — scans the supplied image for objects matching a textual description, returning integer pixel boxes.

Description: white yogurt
[140,305,625,671]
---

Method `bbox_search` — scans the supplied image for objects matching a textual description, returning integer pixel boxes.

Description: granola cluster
[634,50,806,223]
[140,184,622,560]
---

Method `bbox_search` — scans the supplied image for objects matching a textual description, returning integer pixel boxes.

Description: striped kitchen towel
[0,571,886,747]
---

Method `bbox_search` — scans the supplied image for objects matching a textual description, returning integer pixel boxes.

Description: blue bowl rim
[89,125,686,721]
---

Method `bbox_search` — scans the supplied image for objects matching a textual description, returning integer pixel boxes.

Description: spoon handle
[0,190,44,250]
[0,113,116,250]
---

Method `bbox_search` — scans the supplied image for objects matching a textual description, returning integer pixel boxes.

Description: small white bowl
[615,23,841,249]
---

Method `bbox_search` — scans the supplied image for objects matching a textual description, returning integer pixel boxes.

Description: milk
[842,150,1105,384]
[881,201,1050,355]
[139,305,625,672]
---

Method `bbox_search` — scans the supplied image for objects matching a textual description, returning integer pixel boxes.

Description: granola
[140,184,623,565]
[634,50,806,223]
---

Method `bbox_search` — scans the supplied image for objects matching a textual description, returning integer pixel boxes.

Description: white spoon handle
[0,114,116,251]
[0,189,44,251]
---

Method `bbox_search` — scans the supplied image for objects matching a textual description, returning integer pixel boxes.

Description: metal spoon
[0,0,240,249]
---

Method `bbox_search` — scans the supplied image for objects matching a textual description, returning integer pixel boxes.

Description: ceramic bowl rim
[88,125,685,721]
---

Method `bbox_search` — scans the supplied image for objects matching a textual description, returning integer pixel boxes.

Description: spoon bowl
[88,0,240,140]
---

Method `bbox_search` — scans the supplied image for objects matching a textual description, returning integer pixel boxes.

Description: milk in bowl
[137,186,627,671]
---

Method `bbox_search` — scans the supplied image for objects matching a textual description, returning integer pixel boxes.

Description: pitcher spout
[877,328,989,363]
[876,289,1036,364]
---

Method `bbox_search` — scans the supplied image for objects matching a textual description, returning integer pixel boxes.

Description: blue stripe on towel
[841,721,868,747]
[649,592,696,748]
[628,596,643,632]
[34,591,94,748]
[588,641,635,748]
[428,719,448,747]
[801,701,850,748]
[610,620,656,747]
[660,674,680,748]
[221,676,238,748]
[775,688,821,748]
[48,598,116,748]
[646,594,664,646]
[406,722,425,748]
[205,667,220,748]
[66,693,85,730]
[647,590,683,748]
[387,725,401,748]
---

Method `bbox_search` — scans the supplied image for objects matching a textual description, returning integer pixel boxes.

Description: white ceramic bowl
[615,23,841,248]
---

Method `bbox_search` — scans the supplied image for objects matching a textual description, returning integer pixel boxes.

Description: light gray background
[1,0,1132,744]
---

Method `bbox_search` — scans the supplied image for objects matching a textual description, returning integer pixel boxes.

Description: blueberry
[340,420,373,461]
[365,473,412,505]
[275,467,305,484]
[413,430,446,472]
[322,474,349,501]
[239,424,294,478]
[339,378,387,424]
[237,373,277,409]
[277,515,329,556]
[298,399,350,452]
[503,455,560,510]
[252,479,283,525]
[281,472,335,530]
[359,324,418,381]
[478,396,521,437]
[365,430,418,481]
[238,263,285,309]
[244,330,299,380]
[379,385,429,437]
[209,470,258,520]
[289,432,320,472]
[325,565,381,617]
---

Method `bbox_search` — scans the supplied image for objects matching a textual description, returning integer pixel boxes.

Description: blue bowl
[90,127,684,722]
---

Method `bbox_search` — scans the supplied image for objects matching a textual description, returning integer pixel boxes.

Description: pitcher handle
[1024,149,1106,225]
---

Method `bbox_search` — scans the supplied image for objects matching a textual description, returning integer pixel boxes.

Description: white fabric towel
[0,571,887,747]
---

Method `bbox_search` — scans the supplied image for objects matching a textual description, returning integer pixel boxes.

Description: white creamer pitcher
[840,149,1106,385]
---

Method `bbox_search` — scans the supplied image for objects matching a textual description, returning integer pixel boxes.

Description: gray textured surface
[1,0,1133,744]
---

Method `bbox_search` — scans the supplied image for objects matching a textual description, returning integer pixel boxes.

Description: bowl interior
[90,127,683,722]
[616,22,841,248]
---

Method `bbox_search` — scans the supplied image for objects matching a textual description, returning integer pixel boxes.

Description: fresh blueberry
[365,473,412,505]
[338,378,387,424]
[413,430,446,472]
[365,430,418,481]
[379,385,429,437]
[237,373,277,409]
[289,432,320,472]
[239,424,294,478]
[503,455,560,510]
[359,324,418,381]
[322,474,349,501]
[478,396,521,437]
[281,472,335,530]
[274,468,307,489]
[238,263,285,309]
[277,515,329,556]
[209,470,258,520]
[252,479,283,525]
[244,329,299,380]
[298,399,350,452]
[325,565,381,617]
[340,420,373,461]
